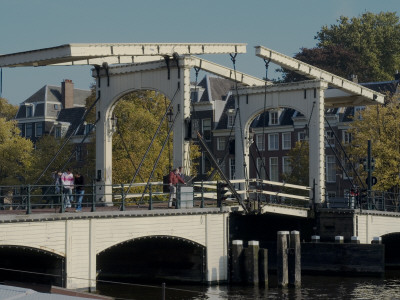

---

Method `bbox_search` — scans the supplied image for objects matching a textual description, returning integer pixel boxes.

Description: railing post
[91,181,96,212]
[26,185,31,214]
[149,183,153,210]
[200,181,204,208]
[120,184,125,211]
[176,184,181,209]
[59,186,65,213]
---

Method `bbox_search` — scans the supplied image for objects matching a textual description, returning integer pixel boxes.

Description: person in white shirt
[61,168,74,208]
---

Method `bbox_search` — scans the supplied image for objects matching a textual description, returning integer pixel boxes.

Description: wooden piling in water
[244,241,259,285]
[288,231,301,287]
[231,240,244,283]
[277,231,289,287]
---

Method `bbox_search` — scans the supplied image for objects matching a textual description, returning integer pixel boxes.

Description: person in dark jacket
[74,172,85,212]
[168,168,185,208]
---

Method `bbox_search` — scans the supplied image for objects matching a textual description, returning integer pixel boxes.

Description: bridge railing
[0,179,312,214]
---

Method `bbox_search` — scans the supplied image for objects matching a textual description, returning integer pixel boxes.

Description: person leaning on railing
[74,172,85,212]
[168,168,185,208]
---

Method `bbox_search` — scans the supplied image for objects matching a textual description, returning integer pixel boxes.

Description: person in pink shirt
[61,168,74,208]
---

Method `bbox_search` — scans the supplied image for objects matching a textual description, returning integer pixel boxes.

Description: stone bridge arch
[97,235,206,282]
[234,80,328,203]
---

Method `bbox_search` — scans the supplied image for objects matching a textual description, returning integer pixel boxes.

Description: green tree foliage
[347,94,400,192]
[0,118,33,185]
[0,98,18,120]
[28,135,74,185]
[112,91,175,184]
[281,141,309,186]
[316,12,400,81]
[280,12,400,82]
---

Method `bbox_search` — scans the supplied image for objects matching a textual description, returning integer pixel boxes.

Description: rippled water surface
[97,272,400,300]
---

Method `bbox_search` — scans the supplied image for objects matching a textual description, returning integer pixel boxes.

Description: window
[84,124,94,135]
[282,132,291,150]
[342,130,351,144]
[202,118,211,141]
[54,104,59,110]
[18,124,24,136]
[326,155,336,182]
[228,115,235,127]
[268,133,279,150]
[269,157,279,181]
[282,156,292,174]
[202,152,211,174]
[256,134,265,151]
[55,126,61,138]
[256,158,266,179]
[298,131,307,142]
[35,122,43,137]
[270,111,278,125]
[325,130,335,147]
[191,91,199,102]
[26,123,32,137]
[343,160,353,179]
[229,158,235,180]
[354,106,365,120]
[26,105,33,117]
[217,137,225,151]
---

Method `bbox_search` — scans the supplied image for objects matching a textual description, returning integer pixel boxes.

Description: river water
[96,271,400,300]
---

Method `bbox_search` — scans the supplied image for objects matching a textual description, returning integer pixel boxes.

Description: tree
[0,98,18,120]
[347,93,400,193]
[281,141,309,186]
[280,12,400,83]
[0,118,33,185]
[280,45,368,82]
[316,12,400,82]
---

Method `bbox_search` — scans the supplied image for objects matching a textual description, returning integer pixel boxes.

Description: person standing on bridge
[74,172,85,212]
[61,168,74,208]
[168,168,185,208]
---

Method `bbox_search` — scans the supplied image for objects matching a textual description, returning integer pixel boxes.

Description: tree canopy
[347,93,400,193]
[280,11,400,82]
[0,118,33,185]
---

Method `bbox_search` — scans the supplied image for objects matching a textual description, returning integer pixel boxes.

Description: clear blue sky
[0,0,398,105]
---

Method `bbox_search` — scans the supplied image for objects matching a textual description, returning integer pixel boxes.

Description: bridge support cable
[197,131,248,213]
[122,86,180,202]
[324,116,365,190]
[139,111,179,203]
[33,90,102,186]
[230,53,250,201]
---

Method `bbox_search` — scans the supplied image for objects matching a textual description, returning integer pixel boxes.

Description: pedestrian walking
[74,172,85,212]
[61,168,74,208]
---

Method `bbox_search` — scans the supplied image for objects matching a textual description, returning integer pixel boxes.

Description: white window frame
[35,122,43,137]
[256,157,266,179]
[202,118,211,141]
[282,156,292,175]
[282,132,291,150]
[217,137,226,151]
[256,134,265,151]
[269,111,279,125]
[326,155,336,183]
[55,126,61,138]
[268,133,279,151]
[269,157,279,181]
[342,130,351,144]
[325,130,335,147]
[26,105,33,118]
[228,114,235,127]
[26,123,32,137]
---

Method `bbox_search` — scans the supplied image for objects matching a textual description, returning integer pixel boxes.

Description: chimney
[350,74,358,83]
[61,79,74,109]
[395,70,400,81]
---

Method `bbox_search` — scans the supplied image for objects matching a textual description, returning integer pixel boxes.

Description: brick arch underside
[97,235,206,283]
[0,245,64,287]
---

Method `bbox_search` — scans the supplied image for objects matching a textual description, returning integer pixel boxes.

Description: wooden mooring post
[277,231,301,288]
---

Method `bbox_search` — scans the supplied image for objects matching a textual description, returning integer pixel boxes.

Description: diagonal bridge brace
[196,132,249,213]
